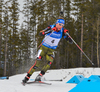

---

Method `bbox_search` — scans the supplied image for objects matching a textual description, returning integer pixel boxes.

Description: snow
[0,68,100,92]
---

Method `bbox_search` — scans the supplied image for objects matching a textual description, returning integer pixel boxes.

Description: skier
[22,17,73,84]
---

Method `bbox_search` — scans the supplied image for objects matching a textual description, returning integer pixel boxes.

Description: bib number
[51,40,55,43]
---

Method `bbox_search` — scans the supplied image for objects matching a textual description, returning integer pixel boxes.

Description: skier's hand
[64,29,69,33]
[52,27,57,31]
[64,29,73,44]
[65,36,73,44]
[68,37,73,44]
[39,30,45,36]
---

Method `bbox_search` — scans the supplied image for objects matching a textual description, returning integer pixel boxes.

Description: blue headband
[56,19,65,24]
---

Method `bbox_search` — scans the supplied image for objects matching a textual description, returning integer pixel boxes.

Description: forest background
[0,0,100,76]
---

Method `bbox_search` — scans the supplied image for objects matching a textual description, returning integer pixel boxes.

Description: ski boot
[22,74,31,85]
[35,71,45,81]
[35,73,43,81]
[22,77,29,85]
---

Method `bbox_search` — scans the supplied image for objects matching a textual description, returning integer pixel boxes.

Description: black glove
[65,36,73,44]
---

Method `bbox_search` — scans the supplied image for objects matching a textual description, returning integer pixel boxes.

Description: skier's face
[56,23,64,31]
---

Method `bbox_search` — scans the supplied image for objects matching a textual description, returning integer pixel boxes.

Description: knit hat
[56,19,65,24]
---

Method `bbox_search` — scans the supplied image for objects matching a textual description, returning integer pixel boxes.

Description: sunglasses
[58,23,64,27]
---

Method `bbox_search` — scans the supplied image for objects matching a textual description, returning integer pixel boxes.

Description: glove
[64,29,73,44]
[66,36,73,44]
[39,30,45,36]
[64,29,69,33]
[52,27,57,31]
[68,36,73,44]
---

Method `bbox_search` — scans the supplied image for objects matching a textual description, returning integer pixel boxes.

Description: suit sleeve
[39,26,52,36]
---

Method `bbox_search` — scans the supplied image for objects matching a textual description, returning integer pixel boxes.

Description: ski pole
[66,32,94,66]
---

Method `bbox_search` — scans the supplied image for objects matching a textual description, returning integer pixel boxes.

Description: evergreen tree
[22,0,34,68]
[3,1,9,76]
[83,0,99,66]
[30,0,38,58]
[72,0,100,67]
[36,0,47,46]
[0,0,3,76]
[7,0,20,75]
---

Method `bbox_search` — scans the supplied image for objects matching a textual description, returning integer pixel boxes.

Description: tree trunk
[4,31,7,76]
[4,11,8,76]
[0,0,2,68]
[97,15,100,67]
[80,13,83,66]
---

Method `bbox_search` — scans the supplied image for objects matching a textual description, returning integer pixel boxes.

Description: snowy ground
[0,67,100,92]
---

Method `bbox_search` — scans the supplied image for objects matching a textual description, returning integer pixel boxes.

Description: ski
[27,81,52,85]
[45,79,63,81]
[30,79,63,81]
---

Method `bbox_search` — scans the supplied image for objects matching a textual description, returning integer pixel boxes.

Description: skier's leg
[38,48,54,78]
[41,54,54,73]
[22,45,46,83]
[27,51,43,75]
[35,54,54,81]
